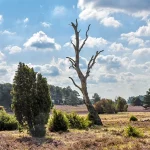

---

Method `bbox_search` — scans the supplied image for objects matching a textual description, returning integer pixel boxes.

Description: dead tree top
[66,19,104,92]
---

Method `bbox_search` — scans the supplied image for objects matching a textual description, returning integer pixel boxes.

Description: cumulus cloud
[0,68,7,76]
[0,51,5,60]
[5,46,22,54]
[52,6,66,16]
[64,35,108,48]
[98,55,123,70]
[109,42,130,52]
[99,74,117,83]
[41,22,51,28]
[133,48,150,57]
[78,0,150,25]
[0,15,3,24]
[23,18,29,23]
[42,66,60,77]
[24,31,61,51]
[121,21,150,39]
[0,30,16,35]
[100,17,122,28]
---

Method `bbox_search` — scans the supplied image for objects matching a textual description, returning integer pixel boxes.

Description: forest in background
[0,83,83,111]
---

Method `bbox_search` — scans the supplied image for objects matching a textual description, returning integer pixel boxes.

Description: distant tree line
[127,89,150,108]
[49,85,83,105]
[0,83,83,110]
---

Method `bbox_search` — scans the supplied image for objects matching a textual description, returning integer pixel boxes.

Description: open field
[0,112,150,150]
[55,105,150,114]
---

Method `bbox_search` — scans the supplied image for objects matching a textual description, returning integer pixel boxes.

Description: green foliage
[48,109,69,132]
[94,99,117,114]
[92,93,100,104]
[115,96,128,112]
[11,62,51,137]
[0,110,18,131]
[125,125,143,137]
[50,85,83,105]
[66,112,91,129]
[0,106,5,112]
[130,115,138,121]
[131,97,143,106]
[143,88,150,107]
[0,83,12,111]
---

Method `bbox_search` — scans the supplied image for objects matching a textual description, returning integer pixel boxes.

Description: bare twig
[79,24,91,52]
[70,39,76,50]
[66,57,76,69]
[69,77,82,92]
[85,50,104,78]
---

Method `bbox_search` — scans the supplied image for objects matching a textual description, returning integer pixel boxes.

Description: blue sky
[0,0,150,100]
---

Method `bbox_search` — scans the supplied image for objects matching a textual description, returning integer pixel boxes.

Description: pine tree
[143,89,150,107]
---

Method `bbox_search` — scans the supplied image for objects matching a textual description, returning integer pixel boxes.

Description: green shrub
[130,115,138,121]
[66,112,91,129]
[48,109,69,132]
[0,111,18,131]
[125,125,143,137]
[0,106,5,112]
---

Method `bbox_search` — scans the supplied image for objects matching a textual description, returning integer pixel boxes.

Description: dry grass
[0,112,150,149]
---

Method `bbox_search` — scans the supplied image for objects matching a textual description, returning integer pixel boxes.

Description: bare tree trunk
[67,19,103,125]
[81,80,103,125]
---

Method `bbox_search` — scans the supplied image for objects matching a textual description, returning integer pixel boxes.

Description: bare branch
[70,39,76,50]
[66,57,76,69]
[79,24,91,52]
[69,77,82,92]
[85,50,104,78]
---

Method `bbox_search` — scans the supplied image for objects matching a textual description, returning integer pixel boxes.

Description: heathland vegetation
[0,20,150,149]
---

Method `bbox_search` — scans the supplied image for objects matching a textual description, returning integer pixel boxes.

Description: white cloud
[109,42,130,52]
[53,6,66,16]
[98,55,123,71]
[99,74,117,83]
[23,18,29,23]
[5,46,22,54]
[41,22,51,28]
[100,17,122,28]
[133,48,150,57]
[0,51,4,60]
[121,21,150,39]
[64,35,108,48]
[24,31,61,51]
[78,0,150,25]
[0,15,3,24]
[0,30,16,35]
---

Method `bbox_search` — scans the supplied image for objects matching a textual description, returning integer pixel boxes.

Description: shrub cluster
[48,109,69,132]
[130,115,138,121]
[0,110,18,131]
[125,125,143,137]
[66,112,91,129]
[94,97,128,114]
[94,99,117,114]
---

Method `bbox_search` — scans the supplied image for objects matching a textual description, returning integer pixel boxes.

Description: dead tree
[66,19,103,125]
